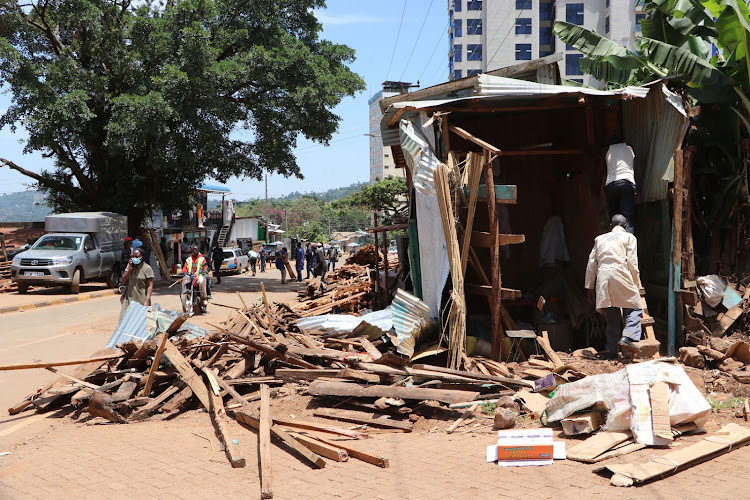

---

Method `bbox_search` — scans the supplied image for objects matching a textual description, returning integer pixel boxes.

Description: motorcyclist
[182,245,210,299]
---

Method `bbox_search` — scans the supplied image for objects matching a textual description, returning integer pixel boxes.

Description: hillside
[272,181,367,203]
[0,191,53,222]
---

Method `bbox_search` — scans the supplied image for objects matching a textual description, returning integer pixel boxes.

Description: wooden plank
[359,338,382,361]
[161,338,210,409]
[410,364,533,388]
[307,379,480,404]
[365,223,409,233]
[463,184,517,204]
[299,292,368,317]
[261,282,276,334]
[130,382,185,420]
[446,403,479,434]
[466,284,521,299]
[497,149,585,156]
[313,408,413,431]
[536,333,564,369]
[275,369,340,381]
[483,153,506,361]
[387,107,406,127]
[228,334,321,370]
[44,367,101,390]
[303,434,389,468]
[272,417,369,439]
[141,333,168,397]
[259,384,273,499]
[0,353,124,371]
[449,125,501,154]
[288,432,348,461]
[470,231,525,247]
[460,152,484,276]
[202,367,245,468]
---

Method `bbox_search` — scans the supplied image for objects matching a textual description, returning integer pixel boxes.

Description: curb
[0,288,120,315]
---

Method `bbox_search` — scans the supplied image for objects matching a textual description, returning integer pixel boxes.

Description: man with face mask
[119,248,154,321]
[183,245,210,299]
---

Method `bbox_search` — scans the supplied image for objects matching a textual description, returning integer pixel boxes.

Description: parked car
[219,247,249,274]
[11,212,127,294]
[262,244,277,258]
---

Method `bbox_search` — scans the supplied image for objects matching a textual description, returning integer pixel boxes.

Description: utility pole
[264,171,268,230]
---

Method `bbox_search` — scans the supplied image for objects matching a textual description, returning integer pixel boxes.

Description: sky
[0,1,449,200]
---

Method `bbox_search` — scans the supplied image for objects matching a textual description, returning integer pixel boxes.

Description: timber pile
[295,264,373,316]
[0,262,17,293]
[345,244,381,266]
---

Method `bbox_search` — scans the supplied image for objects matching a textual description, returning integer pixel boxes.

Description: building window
[605,16,610,33]
[570,78,584,84]
[467,44,482,61]
[539,28,552,45]
[467,69,482,76]
[516,0,531,9]
[635,13,646,32]
[566,43,575,51]
[467,19,482,35]
[606,0,610,7]
[566,3,584,25]
[515,18,532,35]
[453,44,462,62]
[453,0,462,11]
[453,69,463,80]
[453,19,462,37]
[515,43,532,60]
[540,2,553,20]
[468,0,482,10]
[566,53,583,75]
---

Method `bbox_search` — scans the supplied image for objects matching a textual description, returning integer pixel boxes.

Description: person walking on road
[328,245,338,272]
[585,214,643,359]
[260,248,266,272]
[210,243,224,284]
[315,244,328,285]
[119,248,154,321]
[296,245,305,282]
[305,243,314,279]
[249,249,259,276]
[276,245,287,284]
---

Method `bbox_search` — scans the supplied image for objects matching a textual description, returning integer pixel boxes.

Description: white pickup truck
[11,212,127,294]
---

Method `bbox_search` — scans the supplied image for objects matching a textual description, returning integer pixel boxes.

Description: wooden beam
[463,184,517,203]
[411,364,534,388]
[44,367,101,390]
[260,384,274,499]
[0,353,124,371]
[272,417,369,439]
[228,334,321,370]
[141,333,168,397]
[470,231,525,247]
[536,332,564,369]
[466,284,521,299]
[387,107,406,127]
[303,435,389,468]
[432,102,584,114]
[449,125,501,154]
[460,152,484,276]
[161,338,210,409]
[202,366,246,468]
[365,223,408,233]
[359,338,382,361]
[307,379,479,404]
[288,432,349,461]
[498,149,584,156]
[130,382,185,420]
[261,282,276,334]
[313,408,413,431]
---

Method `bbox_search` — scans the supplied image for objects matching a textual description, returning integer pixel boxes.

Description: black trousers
[605,180,636,233]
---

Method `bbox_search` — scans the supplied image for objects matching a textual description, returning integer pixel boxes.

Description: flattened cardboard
[649,382,673,442]
[567,431,631,462]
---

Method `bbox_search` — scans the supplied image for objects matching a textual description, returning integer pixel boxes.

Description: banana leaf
[636,37,729,85]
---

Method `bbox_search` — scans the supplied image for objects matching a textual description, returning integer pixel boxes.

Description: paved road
[0,267,303,449]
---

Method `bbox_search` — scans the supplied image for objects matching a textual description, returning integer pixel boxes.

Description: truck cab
[10,212,127,294]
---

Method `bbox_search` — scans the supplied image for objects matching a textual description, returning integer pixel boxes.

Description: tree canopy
[334,175,408,225]
[0,0,364,224]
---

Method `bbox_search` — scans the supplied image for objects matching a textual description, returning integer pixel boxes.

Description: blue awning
[197,184,231,193]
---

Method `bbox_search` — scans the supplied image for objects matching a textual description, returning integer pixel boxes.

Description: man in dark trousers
[305,243,314,279]
[296,245,305,282]
[211,243,224,284]
[315,244,328,285]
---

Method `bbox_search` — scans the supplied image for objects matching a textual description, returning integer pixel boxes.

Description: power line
[487,5,529,69]
[385,0,409,80]
[398,0,435,81]
[417,21,450,82]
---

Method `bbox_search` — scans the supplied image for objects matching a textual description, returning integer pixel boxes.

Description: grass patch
[708,396,745,413]
[481,401,497,415]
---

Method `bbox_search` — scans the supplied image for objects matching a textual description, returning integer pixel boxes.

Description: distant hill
[273,182,367,203]
[0,191,52,222]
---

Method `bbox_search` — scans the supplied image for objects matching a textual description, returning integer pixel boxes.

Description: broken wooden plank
[304,434,389,468]
[0,353,124,371]
[275,369,340,381]
[228,334,321,370]
[44,367,101,390]
[470,231,525,248]
[447,403,478,434]
[536,333,564,369]
[465,284,521,299]
[307,379,480,405]
[288,432,348,462]
[449,125,501,154]
[313,408,412,431]
[410,364,534,388]
[141,333,169,397]
[261,282,276,334]
[273,418,369,439]
[359,338,382,361]
[260,384,273,499]
[201,366,246,468]
[130,382,185,420]
[161,338,210,409]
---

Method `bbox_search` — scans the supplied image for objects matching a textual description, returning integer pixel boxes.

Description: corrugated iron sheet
[392,289,437,357]
[623,83,689,203]
[106,302,209,348]
[296,308,394,336]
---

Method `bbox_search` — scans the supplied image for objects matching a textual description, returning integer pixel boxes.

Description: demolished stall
[379,75,690,362]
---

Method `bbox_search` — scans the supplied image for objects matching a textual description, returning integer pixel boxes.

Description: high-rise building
[368,81,411,184]
[448,0,644,87]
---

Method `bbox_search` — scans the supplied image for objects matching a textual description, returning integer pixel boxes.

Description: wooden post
[0,233,6,262]
[372,213,382,309]
[483,151,507,361]
[261,282,275,334]
[141,332,168,397]
[682,149,695,284]
[260,384,274,499]
[442,115,452,161]
[668,150,685,356]
[382,233,389,306]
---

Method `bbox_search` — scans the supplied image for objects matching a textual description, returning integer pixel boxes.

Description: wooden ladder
[640,288,656,340]
[217,225,230,247]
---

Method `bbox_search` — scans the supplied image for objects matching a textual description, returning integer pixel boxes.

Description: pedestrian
[119,248,154,321]
[604,136,636,233]
[249,249,259,276]
[276,245,287,284]
[180,238,190,264]
[121,237,133,272]
[585,214,643,359]
[159,236,170,266]
[260,248,266,272]
[328,245,338,272]
[315,244,328,285]
[211,243,224,284]
[296,244,305,282]
[305,243,314,279]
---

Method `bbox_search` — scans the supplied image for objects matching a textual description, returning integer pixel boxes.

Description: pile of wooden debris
[295,264,373,316]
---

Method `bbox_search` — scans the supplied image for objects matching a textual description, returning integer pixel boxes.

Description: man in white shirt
[605,137,636,233]
[585,215,643,358]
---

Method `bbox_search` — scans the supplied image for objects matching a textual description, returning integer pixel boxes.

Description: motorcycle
[181,273,208,315]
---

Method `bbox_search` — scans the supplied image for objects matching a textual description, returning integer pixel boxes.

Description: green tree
[335,176,408,225]
[0,0,364,226]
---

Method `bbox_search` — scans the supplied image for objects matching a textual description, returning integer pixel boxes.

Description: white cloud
[313,10,385,25]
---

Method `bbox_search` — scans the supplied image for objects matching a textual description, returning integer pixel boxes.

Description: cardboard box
[561,411,603,436]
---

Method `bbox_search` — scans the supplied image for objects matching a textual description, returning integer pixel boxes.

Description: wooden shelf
[470,231,525,248]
